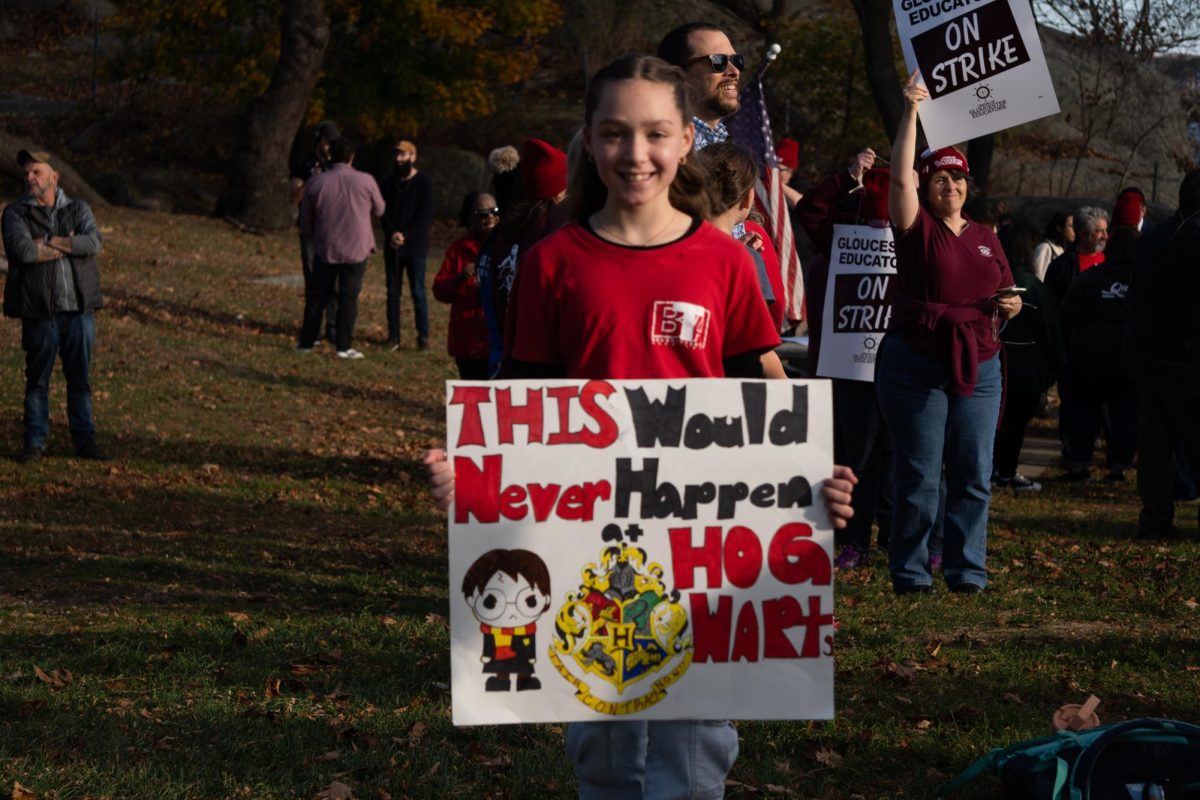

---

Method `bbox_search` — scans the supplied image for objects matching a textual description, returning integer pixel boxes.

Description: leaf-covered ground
[1,207,1198,799]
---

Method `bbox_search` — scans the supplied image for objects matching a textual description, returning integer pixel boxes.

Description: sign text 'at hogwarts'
[446,380,835,725]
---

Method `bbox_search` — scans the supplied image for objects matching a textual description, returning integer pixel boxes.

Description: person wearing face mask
[378,138,434,351]
[433,192,499,380]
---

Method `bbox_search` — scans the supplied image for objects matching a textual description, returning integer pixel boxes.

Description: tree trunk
[851,0,904,141]
[214,0,330,230]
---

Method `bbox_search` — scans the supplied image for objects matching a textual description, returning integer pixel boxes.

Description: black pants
[456,358,490,380]
[1065,358,1138,470]
[993,386,1041,478]
[299,236,337,342]
[832,379,892,552]
[299,260,366,352]
[1132,363,1200,535]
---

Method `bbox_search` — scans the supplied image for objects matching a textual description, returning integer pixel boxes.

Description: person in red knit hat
[775,137,802,207]
[1112,186,1146,231]
[476,137,569,376]
[432,191,499,379]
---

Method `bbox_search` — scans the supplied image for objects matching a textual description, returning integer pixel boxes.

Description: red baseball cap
[918,146,970,185]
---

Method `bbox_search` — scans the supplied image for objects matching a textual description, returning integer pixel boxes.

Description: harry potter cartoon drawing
[462,549,552,691]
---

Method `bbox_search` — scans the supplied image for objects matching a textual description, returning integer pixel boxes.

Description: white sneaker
[296,345,313,353]
[336,348,364,359]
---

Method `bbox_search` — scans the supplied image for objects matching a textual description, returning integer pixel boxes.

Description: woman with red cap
[875,71,1022,595]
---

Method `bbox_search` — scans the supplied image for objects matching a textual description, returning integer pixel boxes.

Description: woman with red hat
[875,71,1022,595]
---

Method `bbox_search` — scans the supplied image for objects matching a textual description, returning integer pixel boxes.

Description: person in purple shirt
[875,71,1022,595]
[297,138,385,359]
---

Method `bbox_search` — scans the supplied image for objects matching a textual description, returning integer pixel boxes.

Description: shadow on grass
[0,480,447,614]
[106,287,296,339]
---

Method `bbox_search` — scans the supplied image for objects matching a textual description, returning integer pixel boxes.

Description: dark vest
[3,199,103,319]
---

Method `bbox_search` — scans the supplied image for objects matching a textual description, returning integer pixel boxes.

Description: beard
[395,162,414,178]
[705,82,739,120]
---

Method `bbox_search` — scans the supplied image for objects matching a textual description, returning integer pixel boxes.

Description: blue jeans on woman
[22,312,96,451]
[566,720,739,799]
[876,334,1002,592]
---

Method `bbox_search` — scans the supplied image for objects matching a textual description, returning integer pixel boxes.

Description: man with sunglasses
[379,138,434,351]
[657,23,744,151]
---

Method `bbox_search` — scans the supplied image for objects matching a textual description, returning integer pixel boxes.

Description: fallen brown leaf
[813,747,843,768]
[225,612,249,622]
[316,751,340,762]
[315,781,353,800]
[12,781,36,800]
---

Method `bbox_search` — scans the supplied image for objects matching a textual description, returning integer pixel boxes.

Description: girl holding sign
[877,70,1021,595]
[428,53,856,800]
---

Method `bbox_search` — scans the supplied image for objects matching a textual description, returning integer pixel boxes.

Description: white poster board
[892,0,1059,148]
[446,379,834,725]
[816,224,896,383]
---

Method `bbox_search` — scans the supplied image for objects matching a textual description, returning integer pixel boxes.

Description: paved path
[1018,430,1060,479]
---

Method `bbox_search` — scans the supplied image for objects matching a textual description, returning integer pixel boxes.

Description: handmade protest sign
[892,0,1059,148]
[447,379,834,725]
[817,225,896,382]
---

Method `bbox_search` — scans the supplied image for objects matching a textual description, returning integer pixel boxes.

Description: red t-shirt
[1077,251,1104,273]
[432,237,488,360]
[743,220,786,333]
[509,219,781,379]
[891,207,1014,384]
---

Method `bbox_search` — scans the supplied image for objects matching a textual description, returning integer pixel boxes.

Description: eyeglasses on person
[685,53,744,73]
[473,207,500,219]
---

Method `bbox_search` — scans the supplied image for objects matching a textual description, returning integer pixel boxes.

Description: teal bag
[937,718,1200,799]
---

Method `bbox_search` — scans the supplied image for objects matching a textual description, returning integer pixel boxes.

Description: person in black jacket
[1124,169,1200,539]
[1058,225,1139,482]
[993,224,1065,491]
[2,150,106,463]
[378,138,434,350]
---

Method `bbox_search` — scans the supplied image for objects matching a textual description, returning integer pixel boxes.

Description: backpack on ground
[937,717,1200,799]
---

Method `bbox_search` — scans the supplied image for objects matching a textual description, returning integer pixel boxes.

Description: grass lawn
[1,206,1198,799]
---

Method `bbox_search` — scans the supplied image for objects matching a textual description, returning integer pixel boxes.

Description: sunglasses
[685,53,744,73]
[473,207,500,219]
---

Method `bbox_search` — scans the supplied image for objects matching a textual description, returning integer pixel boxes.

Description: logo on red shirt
[651,301,711,350]
[978,245,993,257]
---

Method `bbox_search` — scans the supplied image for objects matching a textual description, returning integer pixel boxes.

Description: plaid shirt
[692,117,729,151]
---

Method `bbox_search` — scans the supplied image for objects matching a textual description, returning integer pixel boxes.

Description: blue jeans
[22,312,96,450]
[876,335,1001,591]
[566,720,738,800]
[384,247,428,343]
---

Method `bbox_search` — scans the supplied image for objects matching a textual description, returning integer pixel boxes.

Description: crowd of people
[411,17,1200,798]
[5,13,1197,799]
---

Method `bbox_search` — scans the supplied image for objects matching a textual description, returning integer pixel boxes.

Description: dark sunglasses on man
[473,207,500,219]
[685,53,744,73]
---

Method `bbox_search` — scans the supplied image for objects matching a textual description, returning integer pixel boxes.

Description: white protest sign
[446,379,834,725]
[893,0,1059,148]
[816,225,896,383]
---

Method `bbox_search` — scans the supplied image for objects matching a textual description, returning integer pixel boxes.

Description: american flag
[725,47,804,326]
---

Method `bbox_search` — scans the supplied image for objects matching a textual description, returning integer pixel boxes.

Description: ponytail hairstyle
[694,141,758,218]
[569,54,711,222]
